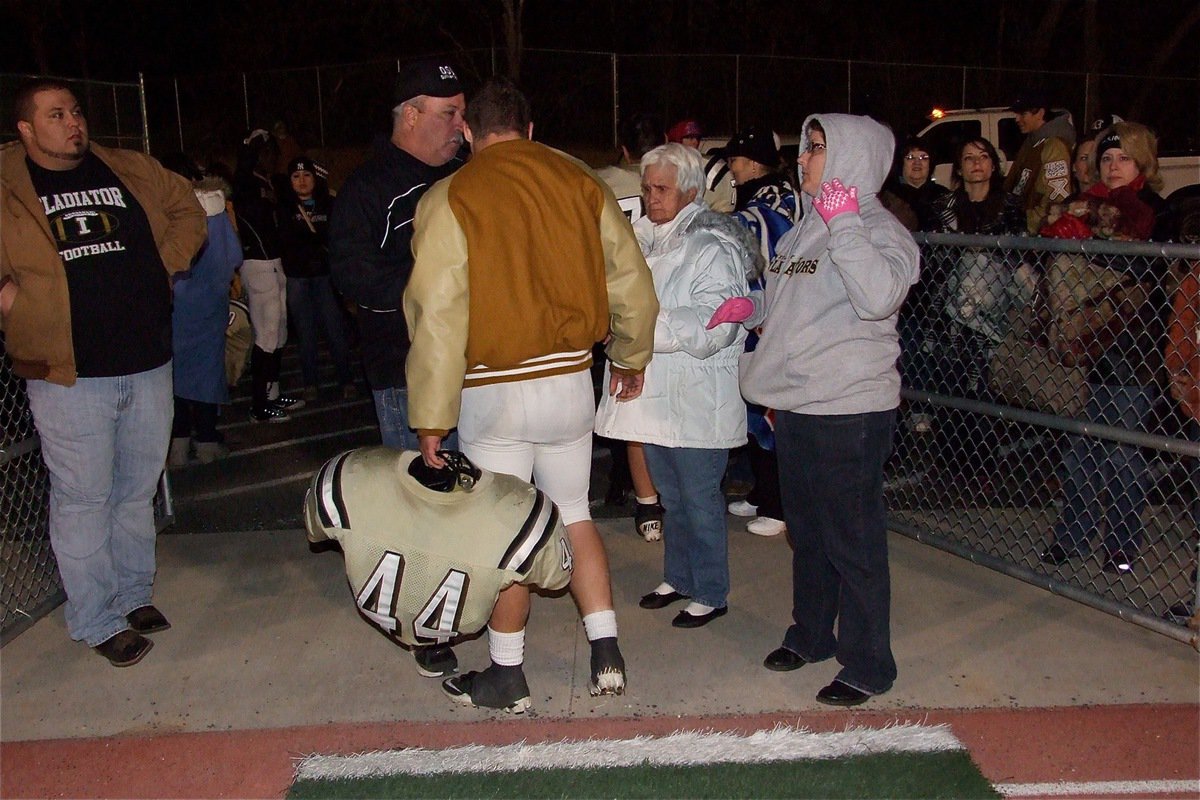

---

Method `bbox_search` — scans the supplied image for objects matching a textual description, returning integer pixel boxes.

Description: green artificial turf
[289,749,1000,799]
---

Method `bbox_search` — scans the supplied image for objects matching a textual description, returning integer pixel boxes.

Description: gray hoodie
[740,114,920,415]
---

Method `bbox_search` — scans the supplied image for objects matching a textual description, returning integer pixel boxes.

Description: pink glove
[813,179,859,224]
[706,296,755,329]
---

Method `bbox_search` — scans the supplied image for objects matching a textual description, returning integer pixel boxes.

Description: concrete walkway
[2,518,1196,743]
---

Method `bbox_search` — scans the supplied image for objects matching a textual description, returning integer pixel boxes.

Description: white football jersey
[305,448,572,646]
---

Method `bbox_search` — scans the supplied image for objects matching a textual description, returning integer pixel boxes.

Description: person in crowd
[709,114,919,706]
[597,113,665,223]
[932,137,1027,365]
[669,117,737,214]
[161,153,242,466]
[1072,137,1098,196]
[667,118,703,150]
[1039,121,1173,574]
[277,156,356,402]
[0,77,206,666]
[271,119,303,194]
[327,58,466,680]
[1071,114,1124,196]
[1004,89,1075,234]
[404,77,658,709]
[915,137,1029,482]
[595,114,668,540]
[596,143,750,626]
[233,128,304,422]
[720,126,798,537]
[884,136,948,232]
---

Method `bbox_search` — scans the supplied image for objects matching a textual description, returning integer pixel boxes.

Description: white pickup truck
[917,107,1200,238]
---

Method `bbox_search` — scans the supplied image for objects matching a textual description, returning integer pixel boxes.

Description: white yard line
[295,723,962,780]
[997,779,1200,797]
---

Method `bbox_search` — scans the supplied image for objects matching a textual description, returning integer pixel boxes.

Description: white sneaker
[727,499,758,517]
[746,516,785,536]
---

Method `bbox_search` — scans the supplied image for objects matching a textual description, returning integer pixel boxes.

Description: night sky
[4,0,1199,81]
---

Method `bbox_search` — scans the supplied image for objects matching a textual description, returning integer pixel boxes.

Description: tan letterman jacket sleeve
[595,181,657,375]
[404,178,470,437]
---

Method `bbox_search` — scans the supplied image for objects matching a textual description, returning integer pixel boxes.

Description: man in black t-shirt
[0,77,206,668]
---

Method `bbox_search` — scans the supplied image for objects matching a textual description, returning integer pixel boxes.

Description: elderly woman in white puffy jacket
[595,143,753,629]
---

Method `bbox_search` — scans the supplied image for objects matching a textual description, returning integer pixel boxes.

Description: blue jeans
[643,445,730,608]
[25,362,173,646]
[1055,384,1155,555]
[286,275,353,388]
[775,409,897,695]
[372,386,457,452]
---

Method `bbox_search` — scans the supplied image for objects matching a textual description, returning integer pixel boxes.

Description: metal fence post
[611,52,619,149]
[173,77,184,153]
[138,72,150,155]
[846,60,852,113]
[316,66,325,148]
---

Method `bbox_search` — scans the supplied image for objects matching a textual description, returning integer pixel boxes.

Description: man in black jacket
[328,58,466,679]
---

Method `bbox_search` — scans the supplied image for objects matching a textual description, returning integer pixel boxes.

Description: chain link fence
[0,348,58,645]
[143,50,1200,170]
[890,233,1200,646]
[0,73,147,152]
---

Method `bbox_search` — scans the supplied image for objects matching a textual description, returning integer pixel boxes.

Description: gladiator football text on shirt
[39,187,130,262]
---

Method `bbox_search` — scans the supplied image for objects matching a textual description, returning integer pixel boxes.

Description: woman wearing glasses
[886,136,948,232]
[708,115,919,705]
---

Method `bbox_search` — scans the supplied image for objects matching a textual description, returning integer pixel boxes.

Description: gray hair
[640,143,705,197]
[392,97,424,123]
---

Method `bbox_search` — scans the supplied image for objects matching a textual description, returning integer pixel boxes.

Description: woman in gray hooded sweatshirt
[710,114,919,705]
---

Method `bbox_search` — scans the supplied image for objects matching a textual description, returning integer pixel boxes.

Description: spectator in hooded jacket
[277,156,356,402]
[710,114,919,706]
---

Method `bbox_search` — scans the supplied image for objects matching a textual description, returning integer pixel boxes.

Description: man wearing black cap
[1003,89,1075,234]
[328,57,466,679]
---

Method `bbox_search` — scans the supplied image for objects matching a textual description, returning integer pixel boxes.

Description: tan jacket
[404,139,657,436]
[0,141,206,385]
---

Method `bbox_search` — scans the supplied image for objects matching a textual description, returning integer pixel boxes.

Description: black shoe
[639,589,688,609]
[763,647,806,672]
[588,636,626,696]
[815,679,872,707]
[249,404,289,423]
[1040,543,1071,565]
[126,605,171,635]
[442,664,531,713]
[634,502,664,542]
[414,644,458,678]
[1102,548,1134,575]
[271,395,305,412]
[671,606,727,628]
[93,630,153,667]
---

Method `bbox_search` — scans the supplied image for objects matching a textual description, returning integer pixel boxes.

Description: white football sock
[582,609,618,642]
[487,626,525,667]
